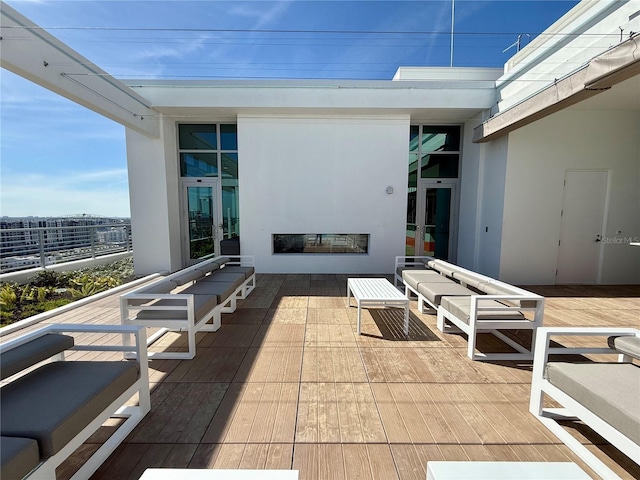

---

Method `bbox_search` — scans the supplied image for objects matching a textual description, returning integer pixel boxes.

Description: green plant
[31,270,70,288]
[0,284,18,311]
[68,275,120,299]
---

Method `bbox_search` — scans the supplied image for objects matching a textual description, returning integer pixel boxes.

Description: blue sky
[1,0,578,217]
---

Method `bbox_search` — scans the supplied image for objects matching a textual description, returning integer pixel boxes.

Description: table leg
[404,303,409,335]
[357,301,362,335]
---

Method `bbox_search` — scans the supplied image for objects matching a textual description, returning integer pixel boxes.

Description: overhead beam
[0,2,159,138]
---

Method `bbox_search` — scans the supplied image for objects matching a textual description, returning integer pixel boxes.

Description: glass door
[182,179,221,264]
[410,182,457,260]
[422,184,455,260]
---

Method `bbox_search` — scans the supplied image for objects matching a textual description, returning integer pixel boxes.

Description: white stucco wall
[126,117,182,275]
[456,117,483,270]
[238,114,409,273]
[474,137,509,279]
[499,109,640,285]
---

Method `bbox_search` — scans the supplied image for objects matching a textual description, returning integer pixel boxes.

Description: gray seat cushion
[546,362,640,445]
[1,436,40,479]
[202,271,246,290]
[608,335,640,360]
[479,282,538,309]
[451,270,487,289]
[195,261,220,275]
[172,269,204,286]
[218,265,255,280]
[181,281,238,305]
[402,270,451,290]
[417,282,474,306]
[136,293,218,321]
[1,361,138,458]
[427,259,457,277]
[137,280,177,294]
[395,265,427,277]
[1,334,74,380]
[440,296,525,323]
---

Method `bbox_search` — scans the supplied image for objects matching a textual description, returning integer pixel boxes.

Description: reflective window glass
[409,125,420,152]
[220,124,238,150]
[420,153,459,178]
[180,153,218,177]
[421,126,460,152]
[221,152,238,180]
[273,234,369,254]
[179,124,217,150]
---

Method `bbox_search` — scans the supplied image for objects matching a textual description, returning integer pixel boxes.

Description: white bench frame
[0,323,150,480]
[393,256,432,288]
[529,327,640,480]
[120,256,255,360]
[395,256,545,361]
[437,290,544,361]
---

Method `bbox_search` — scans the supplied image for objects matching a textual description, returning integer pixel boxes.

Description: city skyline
[1,1,579,217]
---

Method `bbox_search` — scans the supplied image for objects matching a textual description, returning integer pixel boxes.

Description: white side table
[426,462,590,480]
[347,278,410,335]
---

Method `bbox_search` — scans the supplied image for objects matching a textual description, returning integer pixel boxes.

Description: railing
[0,223,132,273]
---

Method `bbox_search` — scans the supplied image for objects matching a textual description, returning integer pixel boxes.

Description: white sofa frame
[437,289,545,361]
[529,327,640,480]
[120,256,255,360]
[395,256,545,361]
[0,323,150,480]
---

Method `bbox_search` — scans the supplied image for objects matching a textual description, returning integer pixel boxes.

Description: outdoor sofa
[0,324,150,480]
[529,327,640,480]
[120,255,255,359]
[395,256,545,361]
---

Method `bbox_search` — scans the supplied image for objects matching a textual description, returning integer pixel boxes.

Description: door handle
[595,235,602,242]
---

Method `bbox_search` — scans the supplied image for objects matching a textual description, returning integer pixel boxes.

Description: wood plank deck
[2,275,639,479]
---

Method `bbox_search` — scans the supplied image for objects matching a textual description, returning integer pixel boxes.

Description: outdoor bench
[120,255,255,359]
[0,324,150,480]
[529,327,640,480]
[395,256,544,360]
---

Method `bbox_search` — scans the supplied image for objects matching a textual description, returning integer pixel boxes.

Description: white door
[556,170,608,284]
[182,179,222,265]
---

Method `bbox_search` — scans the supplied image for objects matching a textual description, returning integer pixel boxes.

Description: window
[273,234,369,254]
[178,124,239,239]
[409,125,461,179]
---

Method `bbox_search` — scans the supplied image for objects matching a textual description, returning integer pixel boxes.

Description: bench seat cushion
[181,281,239,304]
[136,293,218,321]
[218,265,255,280]
[396,265,427,277]
[1,361,138,458]
[546,362,640,445]
[202,272,246,290]
[0,333,74,380]
[172,269,204,286]
[195,261,220,275]
[417,282,474,306]
[427,259,457,277]
[402,270,451,290]
[608,335,640,360]
[0,436,40,480]
[440,296,525,323]
[451,270,487,289]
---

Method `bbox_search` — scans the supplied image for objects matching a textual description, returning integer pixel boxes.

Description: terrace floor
[6,274,640,480]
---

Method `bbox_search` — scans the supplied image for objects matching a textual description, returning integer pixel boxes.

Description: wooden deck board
[2,277,638,479]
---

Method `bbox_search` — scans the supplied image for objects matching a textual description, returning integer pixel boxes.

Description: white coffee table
[139,469,299,479]
[426,461,590,480]
[347,278,409,335]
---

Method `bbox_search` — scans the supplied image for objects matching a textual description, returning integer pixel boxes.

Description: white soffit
[473,34,640,143]
[0,3,160,137]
